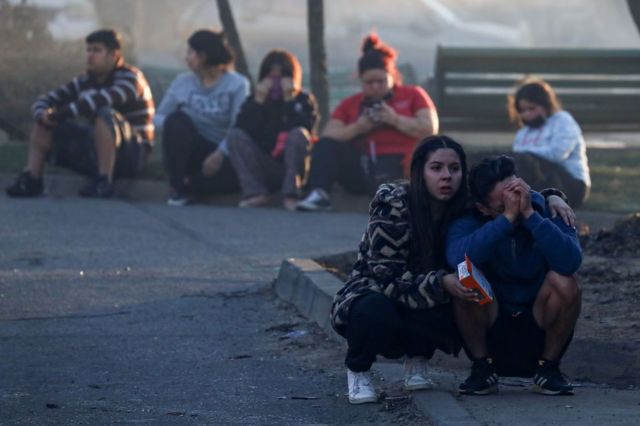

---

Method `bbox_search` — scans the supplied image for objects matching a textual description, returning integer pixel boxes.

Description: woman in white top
[508,79,591,208]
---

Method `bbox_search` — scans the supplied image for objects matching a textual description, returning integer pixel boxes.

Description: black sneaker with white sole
[167,190,190,207]
[78,174,114,198]
[5,171,44,197]
[532,359,574,395]
[459,357,499,395]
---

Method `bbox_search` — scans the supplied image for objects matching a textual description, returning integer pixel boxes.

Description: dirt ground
[316,213,640,389]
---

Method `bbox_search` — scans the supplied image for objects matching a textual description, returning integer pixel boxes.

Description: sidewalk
[275,258,640,425]
[0,172,627,231]
[0,192,378,424]
[2,174,637,424]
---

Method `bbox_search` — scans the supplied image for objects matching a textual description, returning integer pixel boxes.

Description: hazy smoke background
[10,0,640,81]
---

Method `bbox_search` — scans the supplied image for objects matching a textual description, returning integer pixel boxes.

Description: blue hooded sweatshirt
[445,191,582,312]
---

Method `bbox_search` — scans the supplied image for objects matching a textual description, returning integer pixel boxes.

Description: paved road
[2,192,638,425]
[0,197,431,424]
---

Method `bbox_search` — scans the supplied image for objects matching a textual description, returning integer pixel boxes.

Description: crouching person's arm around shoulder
[522,191,582,275]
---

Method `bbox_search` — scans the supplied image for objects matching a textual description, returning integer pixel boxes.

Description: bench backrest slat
[432,46,640,131]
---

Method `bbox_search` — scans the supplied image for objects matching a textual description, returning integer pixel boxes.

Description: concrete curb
[274,257,480,426]
[0,173,372,211]
[274,258,344,344]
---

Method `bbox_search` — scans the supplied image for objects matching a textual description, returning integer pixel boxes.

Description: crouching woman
[330,135,469,404]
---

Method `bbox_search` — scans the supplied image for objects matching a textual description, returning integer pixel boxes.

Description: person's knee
[163,111,192,133]
[313,136,338,148]
[161,111,194,149]
[286,127,311,147]
[349,293,402,336]
[453,296,497,328]
[452,296,485,312]
[95,107,117,127]
[545,271,581,305]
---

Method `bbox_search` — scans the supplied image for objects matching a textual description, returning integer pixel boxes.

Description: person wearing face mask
[509,79,591,208]
[227,49,318,211]
[296,32,439,212]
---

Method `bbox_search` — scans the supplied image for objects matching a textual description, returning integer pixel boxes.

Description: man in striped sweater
[6,29,155,198]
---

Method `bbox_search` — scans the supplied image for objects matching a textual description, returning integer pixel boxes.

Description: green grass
[2,141,640,213]
[465,145,640,213]
[585,157,640,213]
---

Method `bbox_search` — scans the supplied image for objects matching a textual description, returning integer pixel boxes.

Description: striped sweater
[31,60,155,145]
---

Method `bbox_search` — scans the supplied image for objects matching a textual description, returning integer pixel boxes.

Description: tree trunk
[307,0,330,131]
[216,0,253,88]
[628,0,640,34]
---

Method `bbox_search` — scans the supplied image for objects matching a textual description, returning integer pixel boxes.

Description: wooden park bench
[429,46,640,131]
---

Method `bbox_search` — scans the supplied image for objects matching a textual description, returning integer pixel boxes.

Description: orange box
[457,255,494,305]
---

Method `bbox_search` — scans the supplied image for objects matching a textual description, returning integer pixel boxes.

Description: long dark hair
[408,135,469,271]
[508,78,561,126]
[258,49,303,92]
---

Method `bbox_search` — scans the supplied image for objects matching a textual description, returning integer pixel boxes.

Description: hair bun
[361,32,381,54]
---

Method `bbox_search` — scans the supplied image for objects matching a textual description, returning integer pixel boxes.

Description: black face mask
[522,116,546,128]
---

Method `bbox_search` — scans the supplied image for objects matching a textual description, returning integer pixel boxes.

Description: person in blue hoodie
[446,155,582,396]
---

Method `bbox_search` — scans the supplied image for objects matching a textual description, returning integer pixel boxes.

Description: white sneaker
[167,191,190,207]
[347,369,377,404]
[296,189,332,212]
[403,356,434,391]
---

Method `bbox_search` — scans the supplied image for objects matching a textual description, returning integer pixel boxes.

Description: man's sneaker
[347,369,377,404]
[5,171,44,197]
[458,357,499,395]
[167,190,190,207]
[296,188,332,212]
[78,174,114,198]
[532,359,574,395]
[403,356,434,391]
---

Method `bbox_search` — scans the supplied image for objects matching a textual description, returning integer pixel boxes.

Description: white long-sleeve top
[513,110,591,187]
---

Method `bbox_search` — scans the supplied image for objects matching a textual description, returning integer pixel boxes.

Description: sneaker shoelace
[353,373,371,393]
